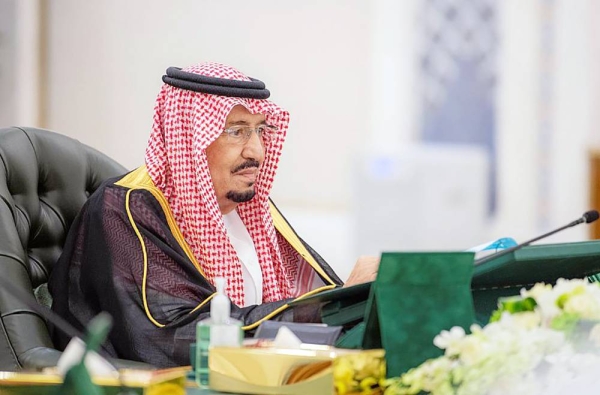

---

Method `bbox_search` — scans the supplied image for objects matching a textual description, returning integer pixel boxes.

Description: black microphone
[475,209,599,266]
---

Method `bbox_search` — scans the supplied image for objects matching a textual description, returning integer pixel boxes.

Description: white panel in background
[0,0,17,126]
[354,143,490,256]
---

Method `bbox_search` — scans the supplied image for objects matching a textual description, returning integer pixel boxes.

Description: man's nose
[242,130,265,161]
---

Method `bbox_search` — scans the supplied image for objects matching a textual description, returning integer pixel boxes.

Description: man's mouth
[235,168,257,177]
[234,169,258,185]
[232,160,260,174]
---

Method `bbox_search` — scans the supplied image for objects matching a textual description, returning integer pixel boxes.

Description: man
[50,62,378,367]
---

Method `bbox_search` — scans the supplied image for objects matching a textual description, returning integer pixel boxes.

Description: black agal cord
[162,67,271,99]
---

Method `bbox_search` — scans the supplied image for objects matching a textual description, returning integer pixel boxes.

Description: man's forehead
[225,105,266,125]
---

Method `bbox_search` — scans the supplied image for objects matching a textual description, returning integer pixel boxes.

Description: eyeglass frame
[220,124,279,145]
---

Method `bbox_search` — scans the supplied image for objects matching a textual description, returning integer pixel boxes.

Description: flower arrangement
[334,349,386,395]
[383,278,600,395]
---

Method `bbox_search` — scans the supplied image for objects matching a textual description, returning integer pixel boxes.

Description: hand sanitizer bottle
[195,277,243,387]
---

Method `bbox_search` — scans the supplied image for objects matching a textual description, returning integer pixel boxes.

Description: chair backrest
[0,127,127,370]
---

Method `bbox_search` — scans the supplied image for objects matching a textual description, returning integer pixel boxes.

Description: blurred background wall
[0,0,598,280]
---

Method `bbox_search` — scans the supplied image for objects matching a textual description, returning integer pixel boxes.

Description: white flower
[589,323,600,348]
[433,326,465,350]
[511,311,542,330]
[533,290,561,321]
[518,279,600,324]
[488,372,539,395]
[553,278,590,295]
[456,336,487,365]
[469,324,482,334]
[563,292,600,319]
[385,279,600,395]
[541,351,600,395]
[521,282,552,300]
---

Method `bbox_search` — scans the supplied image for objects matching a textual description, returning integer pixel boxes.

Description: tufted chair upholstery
[0,127,128,371]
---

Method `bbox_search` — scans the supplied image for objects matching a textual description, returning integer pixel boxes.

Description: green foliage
[489,296,537,322]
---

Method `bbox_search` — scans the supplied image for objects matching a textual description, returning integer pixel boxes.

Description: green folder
[293,240,600,348]
[361,251,475,377]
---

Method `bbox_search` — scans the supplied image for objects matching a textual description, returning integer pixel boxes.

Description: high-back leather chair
[0,127,127,371]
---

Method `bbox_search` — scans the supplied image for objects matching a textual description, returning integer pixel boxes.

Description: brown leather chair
[0,127,144,371]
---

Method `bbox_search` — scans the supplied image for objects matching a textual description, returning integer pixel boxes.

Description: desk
[0,369,192,395]
[188,388,222,395]
[186,376,222,395]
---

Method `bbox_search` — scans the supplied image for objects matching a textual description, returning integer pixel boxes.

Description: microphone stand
[475,211,599,266]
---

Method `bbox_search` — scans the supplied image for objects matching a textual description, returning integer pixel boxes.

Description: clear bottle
[195,323,211,387]
[195,277,243,387]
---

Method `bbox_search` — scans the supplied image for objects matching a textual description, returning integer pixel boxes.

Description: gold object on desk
[0,366,188,395]
[208,345,385,395]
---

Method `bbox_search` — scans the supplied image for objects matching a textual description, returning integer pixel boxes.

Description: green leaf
[490,296,537,321]
[550,312,580,333]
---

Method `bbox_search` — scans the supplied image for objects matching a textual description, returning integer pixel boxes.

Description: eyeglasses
[221,124,278,145]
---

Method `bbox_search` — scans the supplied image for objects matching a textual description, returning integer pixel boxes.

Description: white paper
[56,337,118,378]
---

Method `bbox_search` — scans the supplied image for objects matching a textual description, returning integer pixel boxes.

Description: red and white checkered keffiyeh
[145,62,292,306]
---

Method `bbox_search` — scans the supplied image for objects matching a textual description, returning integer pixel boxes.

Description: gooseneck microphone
[475,209,600,266]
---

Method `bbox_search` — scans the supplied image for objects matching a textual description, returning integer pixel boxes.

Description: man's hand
[344,256,380,287]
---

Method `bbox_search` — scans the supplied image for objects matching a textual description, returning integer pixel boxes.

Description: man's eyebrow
[227,120,268,126]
